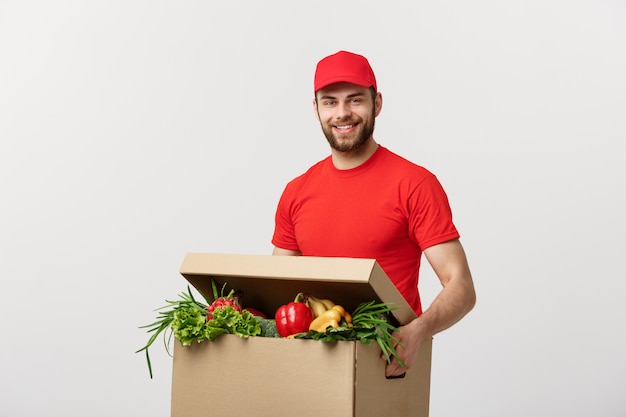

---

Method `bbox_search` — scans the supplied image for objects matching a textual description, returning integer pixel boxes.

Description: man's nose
[335,102,351,119]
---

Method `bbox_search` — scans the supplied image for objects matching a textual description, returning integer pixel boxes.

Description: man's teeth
[336,125,353,130]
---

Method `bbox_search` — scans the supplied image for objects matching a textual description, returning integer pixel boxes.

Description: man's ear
[312,98,320,121]
[374,92,383,117]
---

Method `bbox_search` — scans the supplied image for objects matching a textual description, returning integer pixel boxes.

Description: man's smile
[334,123,357,133]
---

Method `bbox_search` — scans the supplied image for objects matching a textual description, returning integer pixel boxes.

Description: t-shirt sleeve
[408,174,460,250]
[271,184,301,251]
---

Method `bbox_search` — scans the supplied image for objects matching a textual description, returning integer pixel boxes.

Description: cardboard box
[172,253,432,417]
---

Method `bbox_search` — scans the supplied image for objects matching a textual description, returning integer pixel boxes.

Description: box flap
[179,253,418,325]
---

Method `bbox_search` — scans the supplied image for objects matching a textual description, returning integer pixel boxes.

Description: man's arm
[385,238,476,377]
[272,247,302,256]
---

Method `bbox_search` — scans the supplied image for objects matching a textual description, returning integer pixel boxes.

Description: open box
[171,253,432,417]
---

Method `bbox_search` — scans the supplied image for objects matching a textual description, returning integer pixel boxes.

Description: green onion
[135,286,208,378]
[297,301,407,368]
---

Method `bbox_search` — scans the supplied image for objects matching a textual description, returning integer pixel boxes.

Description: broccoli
[254,316,279,338]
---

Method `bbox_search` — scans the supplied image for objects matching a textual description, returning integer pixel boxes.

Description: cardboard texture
[171,253,432,417]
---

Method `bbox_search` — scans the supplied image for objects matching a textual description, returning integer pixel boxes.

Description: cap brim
[315,76,373,92]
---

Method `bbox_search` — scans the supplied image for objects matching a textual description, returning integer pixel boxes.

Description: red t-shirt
[272,146,459,315]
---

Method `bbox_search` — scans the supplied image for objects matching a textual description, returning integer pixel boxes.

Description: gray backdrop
[1,1,625,416]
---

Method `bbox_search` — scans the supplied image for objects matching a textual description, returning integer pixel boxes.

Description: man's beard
[320,111,375,153]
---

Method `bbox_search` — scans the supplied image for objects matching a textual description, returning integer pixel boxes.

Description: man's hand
[384,318,426,377]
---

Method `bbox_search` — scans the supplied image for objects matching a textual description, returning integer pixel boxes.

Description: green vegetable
[171,306,207,346]
[136,284,261,378]
[136,286,209,378]
[205,305,260,340]
[254,316,279,338]
[295,301,406,367]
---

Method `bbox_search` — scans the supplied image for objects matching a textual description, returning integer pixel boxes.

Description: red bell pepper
[274,293,314,337]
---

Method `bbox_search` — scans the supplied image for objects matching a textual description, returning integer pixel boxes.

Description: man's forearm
[414,274,476,339]
[418,239,476,338]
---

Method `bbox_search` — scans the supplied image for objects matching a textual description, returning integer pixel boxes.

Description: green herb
[136,284,260,378]
[135,286,209,378]
[295,301,406,367]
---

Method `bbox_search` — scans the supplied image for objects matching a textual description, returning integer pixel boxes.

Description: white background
[1,1,625,416]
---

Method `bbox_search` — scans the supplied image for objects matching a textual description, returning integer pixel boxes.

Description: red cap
[314,51,377,93]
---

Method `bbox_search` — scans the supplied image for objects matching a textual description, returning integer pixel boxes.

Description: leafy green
[136,284,260,378]
[295,301,406,367]
[204,306,260,340]
[171,306,207,346]
[135,286,209,378]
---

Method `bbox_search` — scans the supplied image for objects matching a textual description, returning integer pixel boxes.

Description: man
[272,50,476,377]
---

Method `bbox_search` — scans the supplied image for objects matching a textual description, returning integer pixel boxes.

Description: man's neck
[331,139,379,170]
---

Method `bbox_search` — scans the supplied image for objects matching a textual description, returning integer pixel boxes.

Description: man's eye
[325,101,335,106]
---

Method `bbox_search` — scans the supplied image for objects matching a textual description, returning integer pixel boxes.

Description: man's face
[314,83,382,153]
